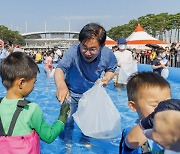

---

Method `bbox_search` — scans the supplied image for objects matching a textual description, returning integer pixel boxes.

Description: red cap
[16,45,20,48]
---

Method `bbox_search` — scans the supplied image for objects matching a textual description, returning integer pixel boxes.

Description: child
[0,52,69,153]
[152,49,168,76]
[160,50,169,79]
[119,71,171,153]
[44,50,55,77]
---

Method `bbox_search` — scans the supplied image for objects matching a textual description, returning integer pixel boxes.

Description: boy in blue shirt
[119,72,171,153]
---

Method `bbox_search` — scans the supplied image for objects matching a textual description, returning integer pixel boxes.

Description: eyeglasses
[80,44,99,53]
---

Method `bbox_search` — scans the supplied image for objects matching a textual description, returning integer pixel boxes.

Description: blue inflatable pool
[0,64,179,153]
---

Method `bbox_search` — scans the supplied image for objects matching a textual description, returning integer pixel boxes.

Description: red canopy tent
[126,24,168,49]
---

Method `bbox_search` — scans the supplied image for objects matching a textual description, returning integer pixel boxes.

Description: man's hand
[101,76,110,86]
[54,68,70,104]
[101,72,115,86]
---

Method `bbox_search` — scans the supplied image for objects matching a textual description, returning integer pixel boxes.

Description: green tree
[24,34,41,39]
[0,25,25,45]
[107,13,180,43]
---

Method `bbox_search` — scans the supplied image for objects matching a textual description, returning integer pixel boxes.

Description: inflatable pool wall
[138,64,180,83]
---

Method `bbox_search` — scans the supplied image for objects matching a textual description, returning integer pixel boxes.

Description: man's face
[80,39,101,62]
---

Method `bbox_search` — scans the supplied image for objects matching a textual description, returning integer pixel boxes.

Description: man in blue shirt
[54,23,117,144]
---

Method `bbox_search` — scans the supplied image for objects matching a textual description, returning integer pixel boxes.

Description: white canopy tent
[126,24,169,49]
[105,36,117,49]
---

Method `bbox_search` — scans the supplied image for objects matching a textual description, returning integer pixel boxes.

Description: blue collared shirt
[57,44,117,96]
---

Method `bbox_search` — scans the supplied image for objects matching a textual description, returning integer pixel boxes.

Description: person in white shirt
[114,38,137,87]
[53,46,62,63]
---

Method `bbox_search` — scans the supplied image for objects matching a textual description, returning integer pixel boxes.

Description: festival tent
[126,24,168,49]
[105,36,117,49]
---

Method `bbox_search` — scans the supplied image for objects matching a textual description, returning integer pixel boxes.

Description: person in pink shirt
[44,51,55,77]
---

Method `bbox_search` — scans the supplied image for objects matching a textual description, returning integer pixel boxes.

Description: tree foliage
[24,34,41,39]
[107,13,180,43]
[0,25,25,45]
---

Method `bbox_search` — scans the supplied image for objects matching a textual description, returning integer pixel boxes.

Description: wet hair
[127,71,170,102]
[79,23,106,47]
[0,52,40,89]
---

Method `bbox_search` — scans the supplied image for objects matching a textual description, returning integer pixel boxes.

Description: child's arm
[152,64,163,69]
[29,103,69,143]
[125,124,147,149]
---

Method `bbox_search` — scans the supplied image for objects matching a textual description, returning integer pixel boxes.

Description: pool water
[0,64,179,154]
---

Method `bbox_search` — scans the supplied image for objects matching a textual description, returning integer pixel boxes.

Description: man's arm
[54,68,69,104]
[101,71,115,86]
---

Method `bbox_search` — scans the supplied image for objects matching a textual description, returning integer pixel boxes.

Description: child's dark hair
[0,52,40,89]
[127,71,170,102]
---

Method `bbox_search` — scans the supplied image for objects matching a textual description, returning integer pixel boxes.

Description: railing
[138,54,180,68]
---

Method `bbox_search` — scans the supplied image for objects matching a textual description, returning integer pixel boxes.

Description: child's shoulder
[26,101,40,108]
[119,126,141,154]
[122,126,133,137]
[122,120,139,136]
[22,100,41,112]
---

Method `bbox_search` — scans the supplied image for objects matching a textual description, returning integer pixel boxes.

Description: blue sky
[1,0,180,34]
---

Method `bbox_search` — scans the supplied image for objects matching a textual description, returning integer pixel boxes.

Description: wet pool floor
[0,64,179,154]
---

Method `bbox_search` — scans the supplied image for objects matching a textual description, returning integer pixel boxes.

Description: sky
[1,0,180,34]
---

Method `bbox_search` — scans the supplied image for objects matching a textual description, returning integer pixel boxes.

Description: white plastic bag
[161,68,169,79]
[72,82,121,139]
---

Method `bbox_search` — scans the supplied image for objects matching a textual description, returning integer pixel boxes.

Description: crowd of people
[112,42,180,81]
[0,42,65,64]
[112,42,180,68]
[0,23,180,153]
[0,42,66,77]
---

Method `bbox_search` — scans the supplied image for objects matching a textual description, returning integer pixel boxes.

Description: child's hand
[58,100,70,124]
